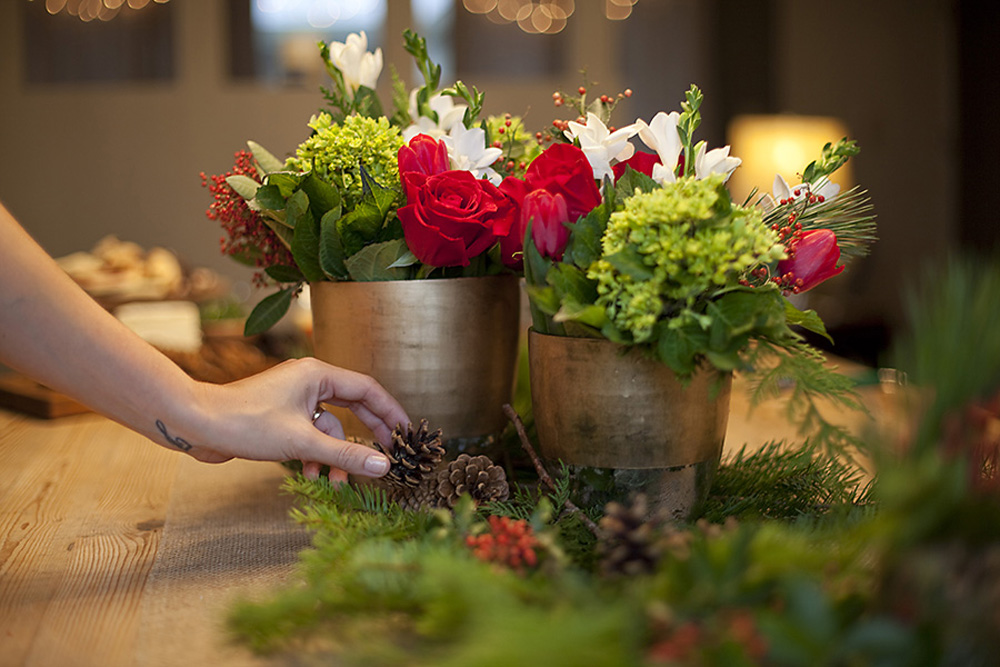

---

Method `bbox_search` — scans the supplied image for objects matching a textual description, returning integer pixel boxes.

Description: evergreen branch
[743,340,870,464]
[763,186,877,261]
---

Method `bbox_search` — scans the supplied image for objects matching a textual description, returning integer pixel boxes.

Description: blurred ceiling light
[726,114,855,206]
[35,0,168,22]
[468,0,625,35]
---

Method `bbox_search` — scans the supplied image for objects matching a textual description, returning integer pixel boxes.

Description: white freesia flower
[402,92,468,141]
[564,112,638,182]
[442,124,503,184]
[694,143,741,182]
[328,31,382,94]
[764,173,840,210]
[634,111,682,185]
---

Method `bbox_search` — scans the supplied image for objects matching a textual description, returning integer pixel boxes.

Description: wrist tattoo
[155,419,193,452]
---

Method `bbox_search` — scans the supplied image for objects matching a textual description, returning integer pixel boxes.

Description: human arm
[0,201,406,478]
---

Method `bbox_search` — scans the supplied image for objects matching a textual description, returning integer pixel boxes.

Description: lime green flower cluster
[589,175,785,342]
[286,113,405,210]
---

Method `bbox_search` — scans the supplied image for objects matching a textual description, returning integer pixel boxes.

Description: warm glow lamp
[726,115,854,205]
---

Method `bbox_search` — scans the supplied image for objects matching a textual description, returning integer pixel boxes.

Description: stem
[502,403,602,537]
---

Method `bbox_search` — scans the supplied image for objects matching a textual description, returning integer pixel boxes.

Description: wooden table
[0,365,892,666]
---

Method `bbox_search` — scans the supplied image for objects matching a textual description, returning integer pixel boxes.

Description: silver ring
[311,407,326,424]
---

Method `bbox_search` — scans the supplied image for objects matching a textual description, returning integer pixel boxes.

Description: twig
[502,403,602,537]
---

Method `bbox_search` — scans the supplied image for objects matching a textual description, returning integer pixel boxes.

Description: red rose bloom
[612,151,661,183]
[524,189,571,260]
[397,134,450,177]
[399,170,516,268]
[524,143,601,221]
[777,229,845,292]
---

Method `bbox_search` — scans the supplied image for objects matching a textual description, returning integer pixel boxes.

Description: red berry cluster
[545,85,633,145]
[200,150,295,286]
[466,515,539,572]
[647,611,767,664]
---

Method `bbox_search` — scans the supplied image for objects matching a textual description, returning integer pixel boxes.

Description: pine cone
[436,453,509,508]
[385,478,441,512]
[374,420,445,488]
[598,494,666,577]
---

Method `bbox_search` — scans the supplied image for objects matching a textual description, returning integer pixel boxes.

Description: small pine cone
[435,453,509,508]
[598,494,666,577]
[385,477,442,511]
[374,419,445,488]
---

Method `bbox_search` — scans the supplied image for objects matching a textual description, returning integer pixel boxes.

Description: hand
[174,357,409,483]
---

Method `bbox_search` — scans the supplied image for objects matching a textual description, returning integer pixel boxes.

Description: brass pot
[311,276,520,441]
[528,329,732,518]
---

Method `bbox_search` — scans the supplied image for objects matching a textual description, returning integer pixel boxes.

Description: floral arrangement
[203,29,874,376]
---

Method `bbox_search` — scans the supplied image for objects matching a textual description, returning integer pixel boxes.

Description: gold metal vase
[528,329,732,519]
[311,275,520,442]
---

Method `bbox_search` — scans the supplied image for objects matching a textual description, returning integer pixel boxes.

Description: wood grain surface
[0,363,895,666]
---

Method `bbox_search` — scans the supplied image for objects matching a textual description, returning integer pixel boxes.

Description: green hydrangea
[286,113,405,210]
[588,174,785,342]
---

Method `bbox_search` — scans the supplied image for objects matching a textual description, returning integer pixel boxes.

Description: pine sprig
[744,340,870,463]
[763,186,877,262]
[701,441,873,523]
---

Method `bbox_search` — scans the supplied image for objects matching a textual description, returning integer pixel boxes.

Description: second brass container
[528,329,732,517]
[311,275,520,441]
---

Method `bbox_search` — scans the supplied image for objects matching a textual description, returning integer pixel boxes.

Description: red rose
[397,134,450,178]
[399,170,516,268]
[777,229,845,292]
[524,143,601,221]
[524,189,571,260]
[497,176,530,268]
[612,151,661,183]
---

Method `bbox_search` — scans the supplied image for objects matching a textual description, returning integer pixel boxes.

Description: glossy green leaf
[244,286,296,336]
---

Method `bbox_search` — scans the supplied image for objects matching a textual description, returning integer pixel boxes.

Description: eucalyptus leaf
[225,174,260,201]
[244,286,297,336]
[247,140,285,174]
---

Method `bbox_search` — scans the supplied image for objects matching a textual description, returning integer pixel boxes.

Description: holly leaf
[244,286,297,336]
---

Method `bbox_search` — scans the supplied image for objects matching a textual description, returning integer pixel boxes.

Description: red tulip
[777,229,844,293]
[524,189,571,260]
[397,133,450,178]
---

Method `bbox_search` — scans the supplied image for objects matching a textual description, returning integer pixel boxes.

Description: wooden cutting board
[0,373,91,419]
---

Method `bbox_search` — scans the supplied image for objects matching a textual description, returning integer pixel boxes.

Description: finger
[318,370,409,442]
[297,433,390,478]
[302,460,321,480]
[327,468,349,485]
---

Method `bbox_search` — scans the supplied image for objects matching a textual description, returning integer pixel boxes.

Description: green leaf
[563,202,612,270]
[785,299,832,342]
[299,172,342,220]
[343,239,414,281]
[337,204,384,257]
[604,247,654,281]
[359,164,398,220]
[261,217,294,249]
[553,302,608,329]
[352,85,383,118]
[288,190,324,283]
[319,208,348,279]
[613,166,658,200]
[656,322,708,376]
[224,174,260,201]
[265,264,304,283]
[244,286,297,336]
[247,140,285,174]
[546,263,598,305]
[387,248,418,269]
[522,228,552,288]
[267,172,302,199]
[254,184,286,211]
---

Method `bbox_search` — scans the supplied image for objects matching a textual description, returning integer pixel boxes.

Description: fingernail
[364,454,389,475]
